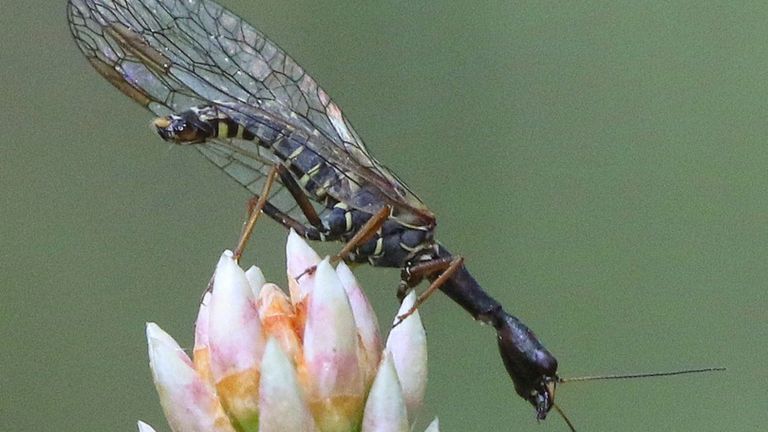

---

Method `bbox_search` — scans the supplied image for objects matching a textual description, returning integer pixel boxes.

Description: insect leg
[273,164,326,233]
[233,166,279,261]
[258,201,325,240]
[397,256,456,301]
[392,256,464,327]
[330,205,391,265]
[234,163,350,260]
[295,205,391,280]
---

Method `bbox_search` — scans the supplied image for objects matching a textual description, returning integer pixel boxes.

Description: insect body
[68,0,559,422]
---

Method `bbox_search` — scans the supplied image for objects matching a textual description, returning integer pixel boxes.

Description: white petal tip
[146,323,178,348]
[286,230,321,274]
[145,322,159,335]
[136,421,157,432]
[200,291,212,306]
[424,418,440,432]
[362,351,409,431]
[245,265,266,296]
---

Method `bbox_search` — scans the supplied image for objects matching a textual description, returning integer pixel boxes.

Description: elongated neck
[431,245,507,325]
[431,245,559,417]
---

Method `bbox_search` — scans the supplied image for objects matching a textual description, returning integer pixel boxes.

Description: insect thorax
[326,202,437,268]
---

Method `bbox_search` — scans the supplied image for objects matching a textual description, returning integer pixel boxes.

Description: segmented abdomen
[199,105,345,205]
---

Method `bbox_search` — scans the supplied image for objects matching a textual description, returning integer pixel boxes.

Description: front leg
[294,205,392,281]
[233,166,279,261]
[393,256,464,327]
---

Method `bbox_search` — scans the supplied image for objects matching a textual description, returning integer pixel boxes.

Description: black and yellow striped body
[153,106,255,142]
[154,105,436,268]
[154,106,341,202]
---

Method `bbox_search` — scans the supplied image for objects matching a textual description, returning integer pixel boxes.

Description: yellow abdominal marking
[307,163,323,176]
[217,121,229,138]
[344,210,353,230]
[287,146,304,160]
[299,162,323,186]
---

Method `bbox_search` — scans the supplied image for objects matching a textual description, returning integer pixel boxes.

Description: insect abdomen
[213,116,256,141]
[210,109,342,202]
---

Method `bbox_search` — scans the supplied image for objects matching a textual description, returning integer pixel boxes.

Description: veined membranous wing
[67,0,433,227]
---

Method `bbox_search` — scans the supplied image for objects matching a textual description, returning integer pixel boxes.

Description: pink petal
[208,251,264,430]
[386,291,428,423]
[285,229,321,304]
[146,323,235,432]
[303,259,365,430]
[193,292,213,386]
[259,338,317,432]
[336,261,382,386]
[362,350,409,432]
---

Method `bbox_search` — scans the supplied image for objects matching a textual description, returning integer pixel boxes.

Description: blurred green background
[1,1,765,431]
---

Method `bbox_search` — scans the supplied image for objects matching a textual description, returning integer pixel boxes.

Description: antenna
[548,367,725,431]
[552,403,576,432]
[559,367,726,383]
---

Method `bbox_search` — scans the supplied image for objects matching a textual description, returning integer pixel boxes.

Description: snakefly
[68,1,723,429]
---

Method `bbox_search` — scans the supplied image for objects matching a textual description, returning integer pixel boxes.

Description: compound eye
[173,119,207,143]
[153,116,183,141]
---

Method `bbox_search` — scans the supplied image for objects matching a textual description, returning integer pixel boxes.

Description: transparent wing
[67,0,433,225]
